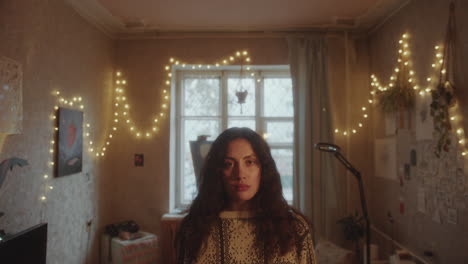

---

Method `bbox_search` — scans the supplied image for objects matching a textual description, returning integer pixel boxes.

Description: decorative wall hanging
[0,157,28,190]
[430,2,458,158]
[0,56,23,134]
[56,107,83,177]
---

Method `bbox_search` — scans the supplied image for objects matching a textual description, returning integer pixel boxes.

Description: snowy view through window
[175,67,294,207]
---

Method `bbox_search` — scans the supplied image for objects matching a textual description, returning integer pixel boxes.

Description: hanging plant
[376,59,416,123]
[377,81,415,114]
[430,2,457,158]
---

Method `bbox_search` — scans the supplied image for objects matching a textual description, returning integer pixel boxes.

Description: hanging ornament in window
[235,64,248,114]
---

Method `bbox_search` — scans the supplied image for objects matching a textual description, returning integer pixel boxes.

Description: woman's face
[222,138,261,210]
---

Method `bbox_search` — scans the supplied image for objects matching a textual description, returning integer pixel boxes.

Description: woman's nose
[232,164,246,179]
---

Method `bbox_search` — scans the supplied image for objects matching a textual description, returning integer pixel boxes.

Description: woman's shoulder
[288,209,312,236]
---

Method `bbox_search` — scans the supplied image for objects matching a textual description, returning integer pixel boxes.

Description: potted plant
[337,212,365,262]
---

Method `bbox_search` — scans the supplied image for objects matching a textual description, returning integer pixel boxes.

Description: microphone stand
[333,151,371,264]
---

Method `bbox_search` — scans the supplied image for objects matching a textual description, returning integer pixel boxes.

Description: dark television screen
[0,223,47,264]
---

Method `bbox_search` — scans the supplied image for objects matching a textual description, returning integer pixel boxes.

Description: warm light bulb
[457,129,463,135]
[117,72,121,76]
[352,129,357,134]
[362,107,366,111]
[364,114,368,118]
[41,196,47,201]
[359,123,363,127]
[49,186,54,190]
[335,129,339,133]
[44,174,49,179]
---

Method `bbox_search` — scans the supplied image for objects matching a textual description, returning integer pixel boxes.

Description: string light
[40,50,253,203]
[334,33,468,159]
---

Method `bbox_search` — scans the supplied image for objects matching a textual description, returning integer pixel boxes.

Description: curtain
[288,35,339,241]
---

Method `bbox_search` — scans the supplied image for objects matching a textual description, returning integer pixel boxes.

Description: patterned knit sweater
[179,210,316,264]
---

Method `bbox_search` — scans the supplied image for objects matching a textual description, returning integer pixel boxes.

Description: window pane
[228,78,255,116]
[183,78,220,116]
[263,78,293,117]
[266,121,294,143]
[271,148,293,202]
[228,119,256,131]
[182,119,220,202]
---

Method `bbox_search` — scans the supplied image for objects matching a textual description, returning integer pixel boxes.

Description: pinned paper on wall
[385,113,396,136]
[415,94,433,140]
[0,56,23,134]
[375,137,397,180]
[417,187,426,213]
[447,208,457,224]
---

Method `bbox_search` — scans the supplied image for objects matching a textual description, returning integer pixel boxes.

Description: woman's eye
[223,161,234,168]
[246,160,257,166]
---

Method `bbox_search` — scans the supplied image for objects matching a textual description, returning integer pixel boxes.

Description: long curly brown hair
[176,127,303,263]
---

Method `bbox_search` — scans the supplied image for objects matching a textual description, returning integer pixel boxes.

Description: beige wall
[109,38,289,236]
[369,0,468,262]
[0,0,114,263]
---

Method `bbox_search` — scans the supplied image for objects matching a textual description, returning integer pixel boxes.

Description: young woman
[176,127,316,264]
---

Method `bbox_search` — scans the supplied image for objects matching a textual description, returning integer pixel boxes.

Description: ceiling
[65,0,410,38]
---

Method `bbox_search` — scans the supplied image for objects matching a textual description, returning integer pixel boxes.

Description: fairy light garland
[334,32,467,159]
[39,50,253,202]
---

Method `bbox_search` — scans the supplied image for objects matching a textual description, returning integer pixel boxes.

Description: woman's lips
[235,184,250,192]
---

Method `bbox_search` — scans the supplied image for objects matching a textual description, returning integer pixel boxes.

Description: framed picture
[190,138,213,189]
[56,108,83,177]
[134,154,144,167]
[0,56,23,134]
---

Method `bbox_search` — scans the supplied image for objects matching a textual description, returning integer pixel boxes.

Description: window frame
[170,65,294,211]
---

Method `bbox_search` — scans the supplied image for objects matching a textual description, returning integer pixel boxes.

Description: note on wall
[375,137,397,181]
[0,56,23,134]
[417,187,426,213]
[415,94,433,140]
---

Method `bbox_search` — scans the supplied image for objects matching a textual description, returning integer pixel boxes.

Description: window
[171,65,294,209]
